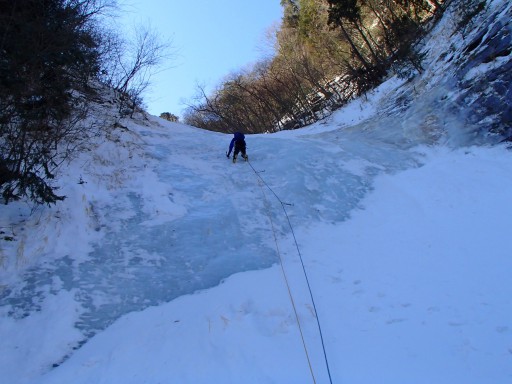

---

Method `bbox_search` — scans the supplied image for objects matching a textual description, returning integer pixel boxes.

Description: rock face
[383,0,512,145]
[455,1,512,139]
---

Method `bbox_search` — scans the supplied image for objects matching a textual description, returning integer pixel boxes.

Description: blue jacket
[227,132,245,156]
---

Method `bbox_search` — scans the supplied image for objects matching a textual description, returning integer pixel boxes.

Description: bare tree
[112,24,175,117]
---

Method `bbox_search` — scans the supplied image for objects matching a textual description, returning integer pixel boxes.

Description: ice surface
[0,102,427,340]
[0,53,497,348]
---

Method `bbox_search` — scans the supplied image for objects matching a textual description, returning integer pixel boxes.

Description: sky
[118,0,284,117]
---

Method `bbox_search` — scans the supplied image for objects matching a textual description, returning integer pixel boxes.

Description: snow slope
[2,95,511,384]
[1,0,512,382]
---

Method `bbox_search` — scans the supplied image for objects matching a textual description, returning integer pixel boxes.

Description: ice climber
[226,132,248,163]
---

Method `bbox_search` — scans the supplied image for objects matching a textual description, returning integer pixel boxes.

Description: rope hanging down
[247,160,334,384]
[258,178,317,384]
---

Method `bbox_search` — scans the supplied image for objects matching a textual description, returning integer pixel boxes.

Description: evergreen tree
[0,0,104,204]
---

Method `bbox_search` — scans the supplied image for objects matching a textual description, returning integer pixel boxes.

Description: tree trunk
[336,20,372,71]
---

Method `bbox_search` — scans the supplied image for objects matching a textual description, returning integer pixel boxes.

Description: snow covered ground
[1,0,512,382]
[2,94,511,383]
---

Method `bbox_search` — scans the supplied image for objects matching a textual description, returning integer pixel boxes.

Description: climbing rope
[247,159,334,384]
[258,179,317,383]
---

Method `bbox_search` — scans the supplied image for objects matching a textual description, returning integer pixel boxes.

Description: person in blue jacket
[226,132,248,163]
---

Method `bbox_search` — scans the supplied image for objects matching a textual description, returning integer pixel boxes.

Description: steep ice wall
[368,0,512,145]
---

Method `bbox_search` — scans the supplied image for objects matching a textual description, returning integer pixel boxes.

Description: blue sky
[119,0,283,117]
